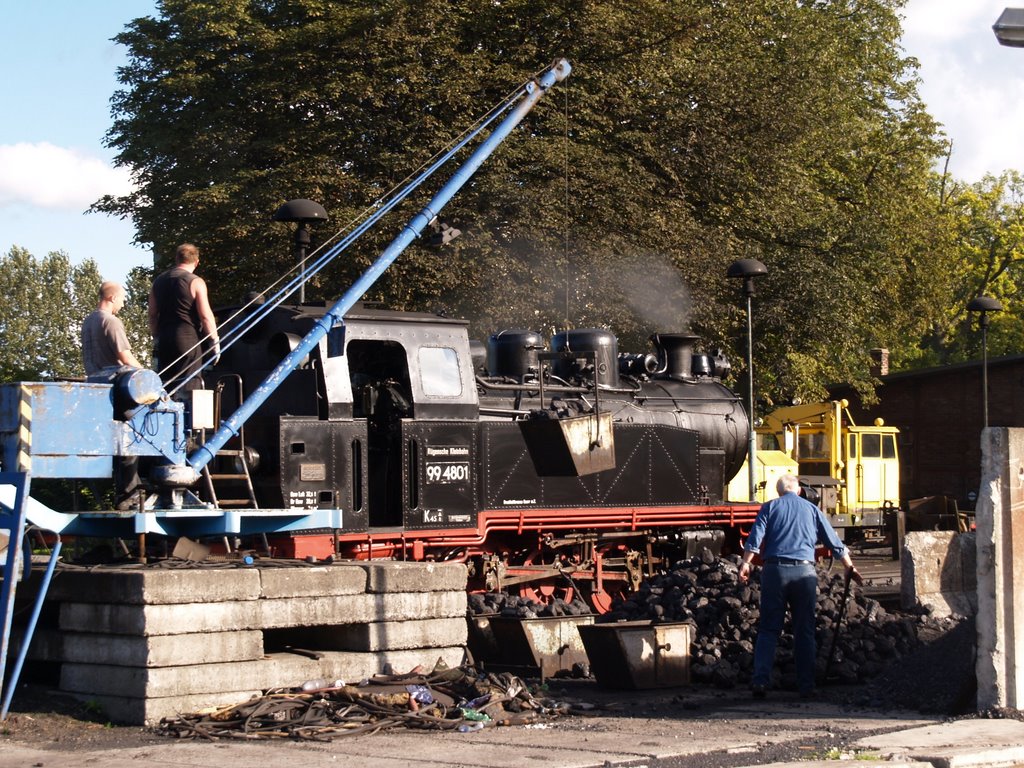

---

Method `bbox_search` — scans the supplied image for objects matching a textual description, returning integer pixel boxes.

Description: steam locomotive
[203,300,758,610]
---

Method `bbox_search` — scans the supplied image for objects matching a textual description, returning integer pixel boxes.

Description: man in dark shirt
[148,243,219,394]
[738,473,861,698]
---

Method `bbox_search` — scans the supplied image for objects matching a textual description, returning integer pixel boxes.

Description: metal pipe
[745,291,757,501]
[981,314,990,429]
[476,377,645,396]
[188,59,571,472]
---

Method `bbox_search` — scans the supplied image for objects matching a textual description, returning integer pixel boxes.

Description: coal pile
[600,549,967,697]
[468,591,592,618]
[862,614,977,714]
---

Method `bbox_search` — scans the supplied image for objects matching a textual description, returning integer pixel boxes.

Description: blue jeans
[752,562,818,692]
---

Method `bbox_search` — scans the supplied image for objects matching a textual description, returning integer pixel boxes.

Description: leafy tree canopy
[0,248,98,380]
[124,264,156,368]
[0,247,153,382]
[903,170,1024,369]
[96,0,950,408]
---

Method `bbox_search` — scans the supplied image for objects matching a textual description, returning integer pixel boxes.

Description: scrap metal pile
[600,549,965,692]
[157,661,592,740]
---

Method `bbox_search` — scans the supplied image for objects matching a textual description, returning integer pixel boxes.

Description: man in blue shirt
[738,473,861,698]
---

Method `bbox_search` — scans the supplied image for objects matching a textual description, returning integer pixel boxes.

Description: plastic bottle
[458,721,484,733]
[300,678,344,692]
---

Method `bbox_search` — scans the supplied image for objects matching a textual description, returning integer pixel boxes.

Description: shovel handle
[823,569,854,682]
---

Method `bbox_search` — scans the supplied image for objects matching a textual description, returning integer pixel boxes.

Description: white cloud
[901,1,996,45]
[0,142,135,210]
[901,0,1024,180]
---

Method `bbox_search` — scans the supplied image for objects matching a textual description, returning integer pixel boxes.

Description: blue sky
[2,1,1023,286]
[0,0,154,284]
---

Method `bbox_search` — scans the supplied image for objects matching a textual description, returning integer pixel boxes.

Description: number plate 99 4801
[425,461,470,484]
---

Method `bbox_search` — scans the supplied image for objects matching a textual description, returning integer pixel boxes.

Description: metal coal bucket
[518,410,615,476]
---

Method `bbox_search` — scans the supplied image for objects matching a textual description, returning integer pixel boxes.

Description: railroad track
[846,545,902,607]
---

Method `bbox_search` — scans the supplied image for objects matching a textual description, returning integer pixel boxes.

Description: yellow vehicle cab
[729,399,899,538]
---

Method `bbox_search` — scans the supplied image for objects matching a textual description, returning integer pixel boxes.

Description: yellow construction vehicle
[726,448,799,505]
[729,399,900,538]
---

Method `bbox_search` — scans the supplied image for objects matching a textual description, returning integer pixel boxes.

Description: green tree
[123,265,155,368]
[0,247,103,381]
[95,0,949,407]
[907,171,1024,368]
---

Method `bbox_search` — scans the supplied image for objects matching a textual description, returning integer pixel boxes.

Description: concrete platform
[10,560,470,724]
[853,718,1024,768]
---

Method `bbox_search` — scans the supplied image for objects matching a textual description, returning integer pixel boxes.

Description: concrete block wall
[21,560,468,725]
[976,427,1024,710]
[900,530,977,617]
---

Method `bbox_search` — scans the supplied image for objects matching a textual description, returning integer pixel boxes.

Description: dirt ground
[5,677,999,768]
[0,685,164,750]
[0,650,981,757]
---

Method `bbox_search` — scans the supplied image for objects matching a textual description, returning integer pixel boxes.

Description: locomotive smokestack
[650,333,700,381]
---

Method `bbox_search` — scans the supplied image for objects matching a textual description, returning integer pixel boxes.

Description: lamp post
[273,199,329,303]
[994,8,1024,47]
[967,296,1003,429]
[727,258,768,501]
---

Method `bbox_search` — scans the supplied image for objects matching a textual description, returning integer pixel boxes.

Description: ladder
[200,375,258,510]
[201,446,258,508]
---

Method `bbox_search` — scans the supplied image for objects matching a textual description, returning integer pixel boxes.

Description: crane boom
[177,59,571,479]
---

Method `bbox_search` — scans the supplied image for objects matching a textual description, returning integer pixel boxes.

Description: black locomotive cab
[340,307,480,529]
[210,302,480,530]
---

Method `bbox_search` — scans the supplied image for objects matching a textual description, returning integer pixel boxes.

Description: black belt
[764,558,813,565]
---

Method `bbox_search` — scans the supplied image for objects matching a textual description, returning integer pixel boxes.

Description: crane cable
[158,72,547,399]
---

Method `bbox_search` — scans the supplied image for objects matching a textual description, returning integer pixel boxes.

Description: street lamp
[273,199,329,304]
[967,296,1003,429]
[994,8,1024,47]
[727,258,769,501]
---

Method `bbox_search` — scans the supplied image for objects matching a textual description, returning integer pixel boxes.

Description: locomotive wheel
[586,542,642,614]
[517,548,576,605]
[587,583,629,614]
[518,580,576,605]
